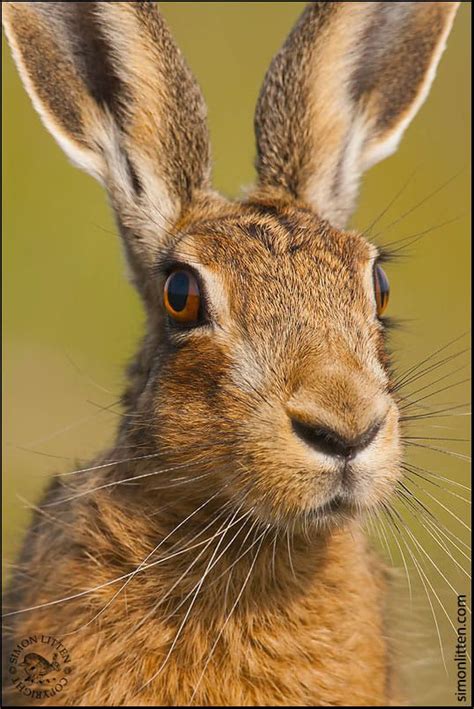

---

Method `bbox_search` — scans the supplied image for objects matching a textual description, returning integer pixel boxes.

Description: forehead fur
[171,192,376,334]
[178,192,372,262]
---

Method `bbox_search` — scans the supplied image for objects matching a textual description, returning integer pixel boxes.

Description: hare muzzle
[286,363,400,513]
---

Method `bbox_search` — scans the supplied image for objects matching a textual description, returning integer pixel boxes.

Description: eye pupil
[167,271,190,312]
[163,269,201,325]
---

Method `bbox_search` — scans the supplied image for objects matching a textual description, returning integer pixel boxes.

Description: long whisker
[373,507,395,565]
[380,503,413,601]
[44,455,231,507]
[361,167,418,238]
[15,494,76,531]
[400,377,470,410]
[399,364,470,406]
[20,399,123,448]
[401,404,471,422]
[402,461,471,492]
[407,547,449,673]
[404,440,470,462]
[381,215,462,257]
[399,478,470,532]
[394,492,468,595]
[386,503,449,672]
[393,498,471,622]
[55,438,235,478]
[154,511,259,629]
[395,487,470,555]
[391,332,469,391]
[63,351,117,396]
[130,500,255,635]
[372,168,465,240]
[396,487,470,576]
[2,500,247,620]
[395,352,470,398]
[61,487,233,635]
[188,526,269,703]
[12,445,76,462]
[133,503,254,695]
[286,525,297,580]
[402,466,471,504]
[207,517,264,588]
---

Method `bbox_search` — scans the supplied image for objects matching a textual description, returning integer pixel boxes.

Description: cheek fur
[151,338,236,451]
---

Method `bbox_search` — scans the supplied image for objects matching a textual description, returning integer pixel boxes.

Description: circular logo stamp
[8,634,73,701]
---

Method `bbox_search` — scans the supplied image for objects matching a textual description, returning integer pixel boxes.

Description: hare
[2,2,460,706]
[20,653,60,686]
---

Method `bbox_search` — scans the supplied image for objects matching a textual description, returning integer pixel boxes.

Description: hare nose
[291,418,382,460]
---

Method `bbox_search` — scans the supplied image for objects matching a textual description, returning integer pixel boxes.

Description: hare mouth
[314,485,365,522]
[316,493,349,519]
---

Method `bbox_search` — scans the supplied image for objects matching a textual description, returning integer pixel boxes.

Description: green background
[3,3,471,705]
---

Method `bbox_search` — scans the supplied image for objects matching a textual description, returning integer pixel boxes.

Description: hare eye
[164,270,201,324]
[374,264,390,316]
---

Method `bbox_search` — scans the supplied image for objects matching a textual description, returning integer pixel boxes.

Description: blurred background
[2,2,471,705]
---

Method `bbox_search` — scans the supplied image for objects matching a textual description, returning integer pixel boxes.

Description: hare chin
[251,472,388,532]
[305,489,375,530]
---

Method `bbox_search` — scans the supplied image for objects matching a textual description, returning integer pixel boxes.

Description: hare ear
[3,2,211,277]
[254,2,459,227]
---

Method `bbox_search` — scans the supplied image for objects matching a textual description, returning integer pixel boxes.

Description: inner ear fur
[3,2,212,278]
[254,1,459,228]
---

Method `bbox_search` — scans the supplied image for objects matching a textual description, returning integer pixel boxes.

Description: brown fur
[3,2,458,706]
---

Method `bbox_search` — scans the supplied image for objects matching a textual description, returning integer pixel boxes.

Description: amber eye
[374,263,390,316]
[164,270,201,324]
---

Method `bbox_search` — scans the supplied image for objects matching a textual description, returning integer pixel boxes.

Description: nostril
[291,418,382,459]
[291,420,350,458]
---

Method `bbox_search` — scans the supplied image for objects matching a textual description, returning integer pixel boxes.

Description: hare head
[3,2,459,530]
